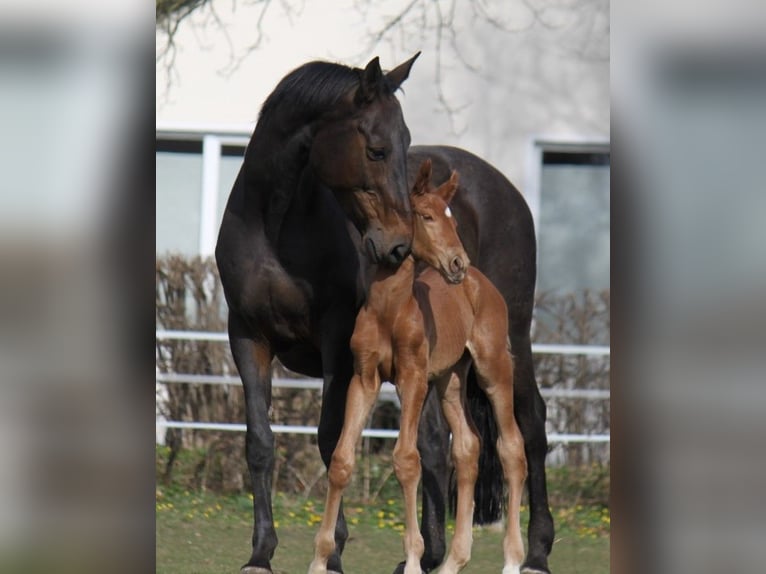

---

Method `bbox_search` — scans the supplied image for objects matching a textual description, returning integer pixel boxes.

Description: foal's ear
[385,52,421,92]
[435,170,460,204]
[356,57,384,105]
[411,159,432,197]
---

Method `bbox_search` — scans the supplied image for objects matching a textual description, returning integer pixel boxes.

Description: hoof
[391,562,427,574]
[520,567,550,574]
[241,567,272,574]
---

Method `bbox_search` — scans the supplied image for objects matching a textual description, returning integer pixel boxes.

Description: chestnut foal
[308,160,527,574]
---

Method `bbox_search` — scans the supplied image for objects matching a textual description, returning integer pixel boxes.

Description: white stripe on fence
[156,330,610,356]
[156,330,610,444]
[155,373,610,400]
[154,420,610,443]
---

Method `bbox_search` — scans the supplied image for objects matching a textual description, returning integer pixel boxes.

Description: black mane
[258,61,360,127]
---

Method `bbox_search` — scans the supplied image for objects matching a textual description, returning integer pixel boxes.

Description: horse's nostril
[390,243,410,264]
[450,256,464,273]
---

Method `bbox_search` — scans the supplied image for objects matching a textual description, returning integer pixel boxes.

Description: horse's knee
[328,451,355,489]
[393,448,421,484]
[245,427,275,469]
[497,433,527,479]
[452,432,480,480]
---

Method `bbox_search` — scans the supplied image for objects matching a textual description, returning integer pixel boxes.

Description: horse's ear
[411,159,432,197]
[436,170,460,204]
[356,57,384,105]
[385,52,421,92]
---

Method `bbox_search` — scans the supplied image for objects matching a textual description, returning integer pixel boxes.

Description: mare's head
[306,54,420,267]
[410,159,470,284]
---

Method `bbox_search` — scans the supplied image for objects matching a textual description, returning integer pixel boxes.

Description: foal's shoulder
[463,267,504,305]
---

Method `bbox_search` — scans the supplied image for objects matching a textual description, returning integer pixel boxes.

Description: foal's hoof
[241,567,272,574]
[520,566,551,574]
[391,562,427,574]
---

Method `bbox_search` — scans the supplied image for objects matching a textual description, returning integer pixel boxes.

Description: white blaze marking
[445,206,452,218]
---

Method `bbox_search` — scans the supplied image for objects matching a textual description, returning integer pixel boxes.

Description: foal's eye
[421,213,434,221]
[366,147,386,161]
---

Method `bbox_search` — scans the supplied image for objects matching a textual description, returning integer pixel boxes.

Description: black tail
[448,367,505,524]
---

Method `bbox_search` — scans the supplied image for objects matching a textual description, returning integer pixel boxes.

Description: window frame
[156,123,252,255]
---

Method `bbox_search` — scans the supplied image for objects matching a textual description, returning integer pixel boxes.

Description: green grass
[157,489,609,574]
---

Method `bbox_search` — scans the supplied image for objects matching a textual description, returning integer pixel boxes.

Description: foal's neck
[366,256,417,314]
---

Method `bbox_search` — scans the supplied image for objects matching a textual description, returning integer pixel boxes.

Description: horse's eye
[421,213,433,221]
[366,147,386,161]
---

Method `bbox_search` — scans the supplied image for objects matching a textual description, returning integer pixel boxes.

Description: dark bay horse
[216,56,553,574]
[309,160,526,574]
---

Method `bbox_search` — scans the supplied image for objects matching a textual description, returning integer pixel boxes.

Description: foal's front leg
[308,370,381,574]
[433,363,480,574]
[393,347,429,574]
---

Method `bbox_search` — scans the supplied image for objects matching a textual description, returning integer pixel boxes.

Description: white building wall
[156,0,609,192]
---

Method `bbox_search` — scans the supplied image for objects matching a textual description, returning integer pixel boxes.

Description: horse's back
[407,145,536,337]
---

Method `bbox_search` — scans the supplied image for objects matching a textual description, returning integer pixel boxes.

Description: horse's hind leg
[471,339,527,574]
[433,358,480,574]
[309,371,381,574]
[229,312,278,574]
[512,337,554,574]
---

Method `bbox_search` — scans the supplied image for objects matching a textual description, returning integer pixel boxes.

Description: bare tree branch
[156,0,609,122]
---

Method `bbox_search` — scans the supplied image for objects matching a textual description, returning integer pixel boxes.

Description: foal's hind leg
[309,371,381,574]
[229,312,278,574]
[433,358,480,574]
[393,386,450,574]
[470,339,527,574]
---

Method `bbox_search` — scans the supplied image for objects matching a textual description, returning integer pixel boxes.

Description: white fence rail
[156,330,610,443]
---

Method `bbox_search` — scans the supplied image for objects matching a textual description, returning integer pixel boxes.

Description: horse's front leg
[393,346,429,574]
[229,312,278,574]
[316,308,357,574]
[309,370,382,574]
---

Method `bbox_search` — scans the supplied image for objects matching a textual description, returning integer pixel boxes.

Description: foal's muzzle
[444,254,468,284]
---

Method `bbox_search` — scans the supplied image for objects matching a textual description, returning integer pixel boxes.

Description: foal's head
[410,159,470,284]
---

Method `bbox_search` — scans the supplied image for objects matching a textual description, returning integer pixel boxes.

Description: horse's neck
[244,126,313,242]
[366,257,416,316]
